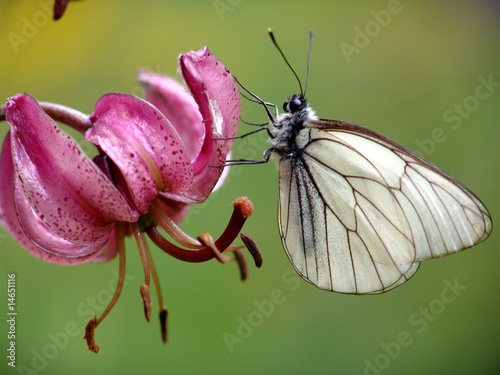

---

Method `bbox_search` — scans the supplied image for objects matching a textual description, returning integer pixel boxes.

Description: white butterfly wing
[277,119,491,294]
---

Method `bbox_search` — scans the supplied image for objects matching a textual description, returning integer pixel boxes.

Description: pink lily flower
[0,48,260,352]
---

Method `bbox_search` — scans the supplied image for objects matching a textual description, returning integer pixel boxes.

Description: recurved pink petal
[14,179,109,259]
[91,226,120,263]
[163,47,240,203]
[0,135,104,264]
[138,70,204,162]
[5,94,138,246]
[87,93,193,213]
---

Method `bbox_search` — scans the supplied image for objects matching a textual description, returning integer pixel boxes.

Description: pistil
[147,197,256,263]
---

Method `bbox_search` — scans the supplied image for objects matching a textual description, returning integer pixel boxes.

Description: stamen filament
[132,222,152,321]
[195,235,249,279]
[150,200,203,249]
[197,232,230,263]
[197,235,249,280]
[146,247,169,343]
[84,223,127,353]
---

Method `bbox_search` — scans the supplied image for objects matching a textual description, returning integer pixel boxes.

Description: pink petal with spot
[0,135,105,264]
[162,47,240,203]
[87,93,193,213]
[138,70,204,162]
[5,94,138,246]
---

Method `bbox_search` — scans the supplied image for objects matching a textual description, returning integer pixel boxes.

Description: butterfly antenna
[268,28,304,96]
[304,29,314,97]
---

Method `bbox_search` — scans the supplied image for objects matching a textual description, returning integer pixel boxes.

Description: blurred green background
[1,1,499,374]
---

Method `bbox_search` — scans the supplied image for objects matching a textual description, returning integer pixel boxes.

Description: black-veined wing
[277,119,492,294]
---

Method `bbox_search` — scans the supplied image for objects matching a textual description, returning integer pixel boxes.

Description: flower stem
[0,101,92,132]
[39,102,92,132]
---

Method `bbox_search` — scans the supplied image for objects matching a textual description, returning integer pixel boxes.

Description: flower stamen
[146,243,169,343]
[240,233,263,268]
[233,249,249,281]
[197,233,249,280]
[133,222,152,321]
[84,223,127,353]
[159,307,168,344]
[140,284,152,322]
[84,318,99,354]
[197,232,228,263]
[150,200,203,249]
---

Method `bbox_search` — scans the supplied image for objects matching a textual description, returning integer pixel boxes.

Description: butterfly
[230,30,492,294]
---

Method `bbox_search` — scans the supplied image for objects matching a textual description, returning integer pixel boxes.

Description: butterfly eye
[288,96,302,113]
[282,101,289,112]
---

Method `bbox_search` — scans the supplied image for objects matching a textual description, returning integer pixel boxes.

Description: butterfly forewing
[277,119,492,294]
[317,119,492,252]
